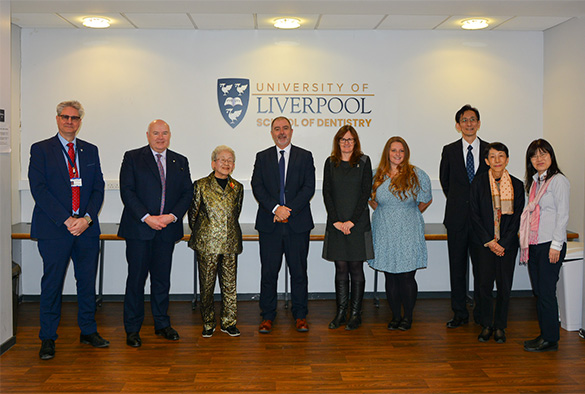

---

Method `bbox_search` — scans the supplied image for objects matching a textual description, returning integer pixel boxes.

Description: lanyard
[60,142,79,176]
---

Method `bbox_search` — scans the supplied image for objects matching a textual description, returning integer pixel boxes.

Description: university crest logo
[217,78,250,129]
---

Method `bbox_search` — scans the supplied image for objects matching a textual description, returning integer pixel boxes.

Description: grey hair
[56,101,85,118]
[211,145,236,162]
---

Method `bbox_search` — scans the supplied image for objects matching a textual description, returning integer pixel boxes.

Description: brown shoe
[295,318,309,332]
[259,320,273,334]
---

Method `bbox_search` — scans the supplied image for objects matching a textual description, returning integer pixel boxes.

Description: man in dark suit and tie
[251,116,315,333]
[440,104,489,328]
[29,100,108,360]
[118,119,192,347]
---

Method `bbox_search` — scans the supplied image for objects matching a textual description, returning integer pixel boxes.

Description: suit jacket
[470,171,525,251]
[439,138,489,231]
[251,145,315,234]
[188,172,243,255]
[117,145,192,243]
[28,134,104,239]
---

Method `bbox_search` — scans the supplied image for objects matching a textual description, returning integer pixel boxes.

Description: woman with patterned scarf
[520,139,570,352]
[470,142,525,344]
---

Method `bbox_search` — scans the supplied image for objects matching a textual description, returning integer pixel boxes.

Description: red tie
[67,143,80,212]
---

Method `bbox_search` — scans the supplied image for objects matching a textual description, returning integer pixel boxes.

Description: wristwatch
[84,216,94,227]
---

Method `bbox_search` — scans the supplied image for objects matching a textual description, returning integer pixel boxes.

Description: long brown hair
[372,136,420,201]
[330,125,363,167]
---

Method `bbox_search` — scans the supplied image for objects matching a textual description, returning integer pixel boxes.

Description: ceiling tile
[377,15,450,30]
[11,13,74,28]
[257,14,319,30]
[123,13,194,29]
[495,16,573,31]
[59,13,135,29]
[318,14,385,29]
[189,13,254,29]
[435,15,513,30]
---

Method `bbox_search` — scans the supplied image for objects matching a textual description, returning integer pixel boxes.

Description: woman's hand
[487,240,505,257]
[368,199,378,210]
[549,248,561,264]
[341,221,354,235]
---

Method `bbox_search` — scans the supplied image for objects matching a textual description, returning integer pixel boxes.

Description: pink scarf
[519,175,555,264]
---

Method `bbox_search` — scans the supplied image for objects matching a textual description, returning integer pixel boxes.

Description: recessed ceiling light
[82,17,111,29]
[461,18,489,30]
[274,18,301,29]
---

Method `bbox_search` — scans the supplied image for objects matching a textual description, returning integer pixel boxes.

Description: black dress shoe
[523,335,542,347]
[524,338,558,352]
[493,329,506,343]
[398,318,412,331]
[155,326,180,341]
[39,339,55,360]
[446,317,469,328]
[478,327,493,342]
[126,332,142,347]
[387,319,401,330]
[80,332,110,348]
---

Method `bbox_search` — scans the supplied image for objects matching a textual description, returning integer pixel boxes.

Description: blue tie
[279,150,286,205]
[466,145,475,183]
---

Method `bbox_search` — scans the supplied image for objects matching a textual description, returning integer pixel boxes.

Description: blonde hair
[372,136,420,201]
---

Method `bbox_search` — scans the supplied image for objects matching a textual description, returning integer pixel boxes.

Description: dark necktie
[279,150,286,205]
[67,143,80,212]
[156,153,166,214]
[466,145,475,183]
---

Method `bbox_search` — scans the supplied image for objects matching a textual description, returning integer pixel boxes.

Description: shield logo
[217,78,250,129]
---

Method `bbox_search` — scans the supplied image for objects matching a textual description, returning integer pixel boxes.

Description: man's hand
[65,217,89,236]
[145,214,172,231]
[274,205,292,222]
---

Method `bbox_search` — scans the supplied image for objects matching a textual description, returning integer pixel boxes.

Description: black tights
[384,271,418,321]
[334,261,365,283]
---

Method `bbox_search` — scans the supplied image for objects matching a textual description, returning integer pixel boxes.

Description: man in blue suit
[251,116,315,333]
[29,100,108,360]
[440,104,490,328]
[118,119,192,347]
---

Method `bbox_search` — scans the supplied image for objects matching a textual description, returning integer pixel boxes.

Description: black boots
[329,280,349,329]
[346,281,365,330]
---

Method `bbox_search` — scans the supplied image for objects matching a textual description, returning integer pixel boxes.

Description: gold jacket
[188,172,243,255]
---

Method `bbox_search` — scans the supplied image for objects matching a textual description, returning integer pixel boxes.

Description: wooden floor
[1,297,584,393]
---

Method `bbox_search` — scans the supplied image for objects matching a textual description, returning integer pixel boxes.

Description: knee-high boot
[329,280,349,329]
[346,280,365,330]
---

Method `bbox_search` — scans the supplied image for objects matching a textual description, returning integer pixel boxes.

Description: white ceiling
[9,0,585,31]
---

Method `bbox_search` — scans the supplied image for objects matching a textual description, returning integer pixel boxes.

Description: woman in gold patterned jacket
[188,145,243,337]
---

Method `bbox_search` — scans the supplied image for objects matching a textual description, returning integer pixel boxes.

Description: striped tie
[156,154,166,214]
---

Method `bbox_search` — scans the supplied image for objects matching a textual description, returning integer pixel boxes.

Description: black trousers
[123,234,175,333]
[527,242,566,342]
[476,246,517,329]
[446,224,481,321]
[258,224,309,321]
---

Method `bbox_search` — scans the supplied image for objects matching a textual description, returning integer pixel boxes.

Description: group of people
[28,101,570,361]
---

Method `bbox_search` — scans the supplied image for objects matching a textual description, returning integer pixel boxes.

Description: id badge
[71,178,82,187]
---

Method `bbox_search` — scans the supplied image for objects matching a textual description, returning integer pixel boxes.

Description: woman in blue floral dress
[368,136,432,330]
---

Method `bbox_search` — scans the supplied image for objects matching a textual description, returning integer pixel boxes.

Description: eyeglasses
[340,138,355,144]
[459,117,478,124]
[531,152,549,160]
[59,115,81,122]
[216,158,235,165]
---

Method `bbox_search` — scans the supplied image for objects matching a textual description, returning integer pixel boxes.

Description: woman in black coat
[470,142,524,344]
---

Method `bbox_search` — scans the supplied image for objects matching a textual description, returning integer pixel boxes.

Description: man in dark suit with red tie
[118,119,192,347]
[440,104,489,328]
[251,116,315,333]
[29,100,108,360]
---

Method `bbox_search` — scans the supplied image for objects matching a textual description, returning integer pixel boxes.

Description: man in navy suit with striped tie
[251,116,316,334]
[440,104,489,328]
[29,100,108,360]
[118,119,192,347]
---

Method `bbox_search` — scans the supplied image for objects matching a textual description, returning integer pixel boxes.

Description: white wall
[15,28,548,296]
[1,0,13,347]
[543,16,585,241]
